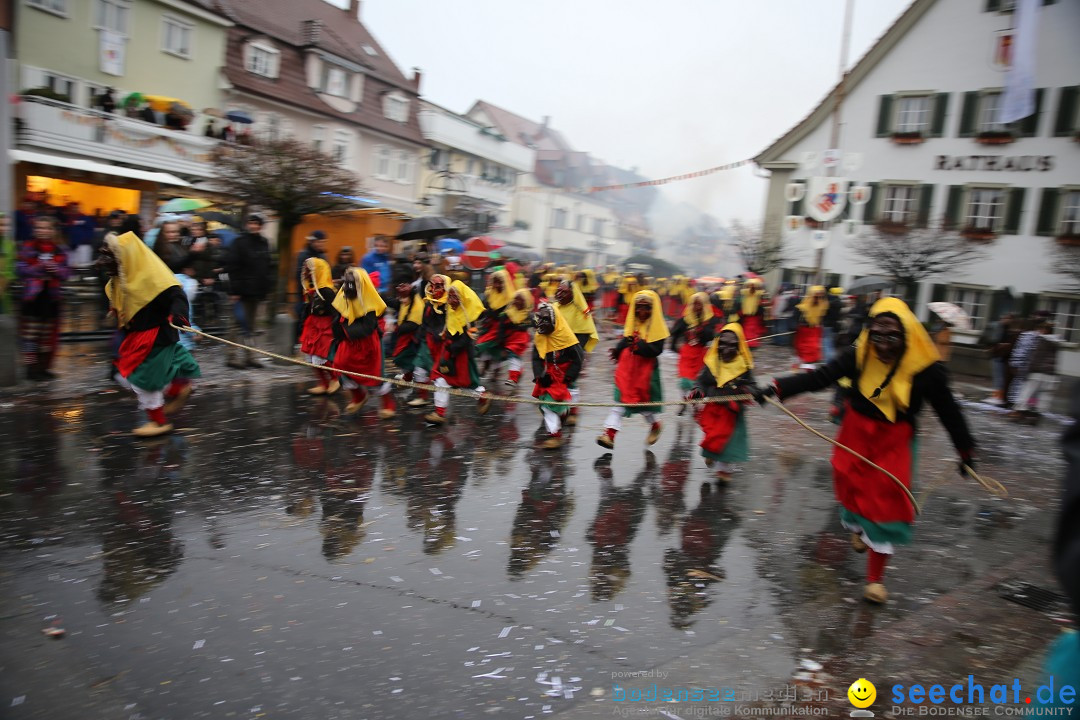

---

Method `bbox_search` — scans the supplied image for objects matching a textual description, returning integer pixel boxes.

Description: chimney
[349,0,361,19]
[411,67,422,92]
[301,19,322,46]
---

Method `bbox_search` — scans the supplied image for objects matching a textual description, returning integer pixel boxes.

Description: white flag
[100,30,126,76]
[997,0,1039,125]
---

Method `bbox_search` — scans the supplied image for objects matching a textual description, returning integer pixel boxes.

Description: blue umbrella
[226,110,253,124]
[436,238,464,254]
[209,228,238,246]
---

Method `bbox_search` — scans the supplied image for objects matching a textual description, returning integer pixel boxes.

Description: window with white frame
[593,218,606,237]
[256,112,280,142]
[162,16,192,58]
[95,0,129,35]
[374,145,391,179]
[977,92,1008,133]
[881,184,919,223]
[384,93,409,123]
[965,187,1006,231]
[947,286,988,331]
[43,72,76,101]
[394,149,412,183]
[552,208,567,229]
[1039,296,1080,344]
[333,131,350,165]
[894,95,931,134]
[245,42,279,78]
[312,125,326,153]
[1059,190,1080,236]
[323,66,348,97]
[28,0,68,16]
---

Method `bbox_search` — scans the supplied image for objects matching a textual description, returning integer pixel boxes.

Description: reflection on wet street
[0,347,1067,718]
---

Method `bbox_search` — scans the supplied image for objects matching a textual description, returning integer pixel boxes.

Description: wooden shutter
[865,182,880,223]
[1054,86,1079,137]
[958,92,979,137]
[930,93,950,137]
[1017,88,1044,137]
[917,184,935,227]
[1003,187,1026,235]
[944,185,965,229]
[1035,188,1062,236]
[875,95,894,137]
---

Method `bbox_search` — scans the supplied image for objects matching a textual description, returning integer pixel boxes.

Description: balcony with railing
[15,95,220,180]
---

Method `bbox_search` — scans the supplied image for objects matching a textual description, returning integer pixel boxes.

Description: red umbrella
[743,271,762,280]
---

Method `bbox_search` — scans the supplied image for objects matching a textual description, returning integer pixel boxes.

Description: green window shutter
[917,184,935,227]
[945,185,965,229]
[959,92,979,137]
[1003,187,1027,235]
[931,284,947,303]
[930,93,950,137]
[875,95,894,137]
[1035,188,1062,236]
[985,0,1001,10]
[1021,293,1039,318]
[865,182,880,223]
[781,268,792,285]
[1054,86,1079,136]
[1017,88,1044,137]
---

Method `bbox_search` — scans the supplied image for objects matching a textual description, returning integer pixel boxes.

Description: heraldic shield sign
[805,176,850,222]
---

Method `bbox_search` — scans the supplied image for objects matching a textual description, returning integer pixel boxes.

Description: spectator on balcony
[154,221,188,273]
[221,123,236,143]
[204,119,218,138]
[98,87,116,114]
[139,103,157,124]
[225,214,275,369]
[361,236,392,294]
[16,216,71,380]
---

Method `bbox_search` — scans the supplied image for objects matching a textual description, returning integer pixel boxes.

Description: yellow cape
[333,266,386,323]
[618,276,640,305]
[797,286,828,326]
[484,269,515,310]
[624,290,670,343]
[505,288,535,326]
[399,288,425,326]
[534,303,580,357]
[741,278,763,316]
[104,231,180,327]
[302,257,334,295]
[855,297,940,422]
[682,292,712,328]
[704,323,754,389]
[577,269,599,295]
[446,279,484,335]
[558,283,598,352]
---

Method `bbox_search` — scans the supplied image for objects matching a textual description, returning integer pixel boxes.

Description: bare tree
[729,220,788,275]
[850,221,986,302]
[1052,244,1080,292]
[214,138,361,305]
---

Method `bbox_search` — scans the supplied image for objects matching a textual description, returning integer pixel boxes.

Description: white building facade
[756,0,1080,376]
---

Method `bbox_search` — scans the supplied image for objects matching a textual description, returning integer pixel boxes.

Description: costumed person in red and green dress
[574,268,599,310]
[690,323,756,483]
[476,269,531,387]
[299,257,340,396]
[100,232,201,437]
[554,279,597,426]
[531,302,584,449]
[792,285,827,370]
[597,290,669,450]
[388,276,425,384]
[407,274,450,408]
[669,291,718,411]
[758,297,975,604]
[328,267,396,419]
[738,277,767,348]
[422,278,490,426]
[614,274,641,327]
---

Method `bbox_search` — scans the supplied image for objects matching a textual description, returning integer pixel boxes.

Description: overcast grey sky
[334,0,911,225]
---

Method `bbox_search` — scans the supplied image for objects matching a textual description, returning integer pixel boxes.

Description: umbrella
[207,227,237,246]
[170,101,194,117]
[928,301,973,331]
[436,238,465,254]
[396,216,459,241]
[122,92,144,107]
[144,95,188,112]
[226,110,254,124]
[160,198,211,213]
[847,275,892,294]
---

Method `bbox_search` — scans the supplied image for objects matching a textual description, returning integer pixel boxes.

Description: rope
[172,324,754,409]
[763,395,922,515]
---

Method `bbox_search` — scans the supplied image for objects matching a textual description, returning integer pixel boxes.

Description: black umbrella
[396,216,459,241]
[197,211,240,226]
[847,275,892,294]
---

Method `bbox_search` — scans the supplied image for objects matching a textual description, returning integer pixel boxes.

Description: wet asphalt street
[0,338,1070,719]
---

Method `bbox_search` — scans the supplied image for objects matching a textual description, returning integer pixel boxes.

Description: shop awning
[11,149,191,187]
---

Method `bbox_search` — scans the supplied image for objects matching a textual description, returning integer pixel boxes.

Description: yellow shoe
[424,411,447,426]
[596,432,615,449]
[863,582,888,604]
[307,384,327,395]
[163,384,193,415]
[326,379,341,395]
[378,408,396,420]
[647,421,662,445]
[850,533,868,553]
[344,401,365,415]
[704,457,715,468]
[540,434,563,449]
[565,413,577,427]
[133,421,173,438]
[477,396,492,415]
[407,396,429,407]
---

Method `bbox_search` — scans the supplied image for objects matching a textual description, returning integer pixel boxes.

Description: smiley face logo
[848,678,877,709]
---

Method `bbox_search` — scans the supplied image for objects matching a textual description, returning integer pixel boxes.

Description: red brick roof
[468,100,573,153]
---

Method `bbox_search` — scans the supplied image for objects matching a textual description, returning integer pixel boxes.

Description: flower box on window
[875,219,911,235]
[975,130,1014,145]
[1056,234,1080,247]
[890,131,924,145]
[960,226,997,242]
